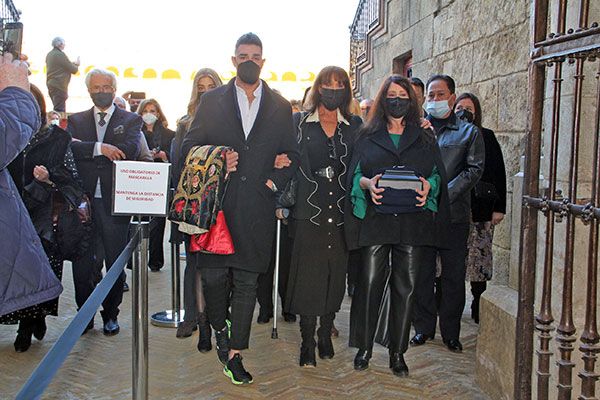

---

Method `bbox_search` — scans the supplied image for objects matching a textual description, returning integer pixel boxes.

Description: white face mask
[50,119,60,126]
[426,100,451,119]
[142,113,158,125]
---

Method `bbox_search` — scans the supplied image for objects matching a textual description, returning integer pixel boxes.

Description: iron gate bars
[515,0,600,399]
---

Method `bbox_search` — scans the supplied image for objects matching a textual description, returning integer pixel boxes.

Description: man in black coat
[410,74,484,352]
[69,69,141,336]
[181,33,299,385]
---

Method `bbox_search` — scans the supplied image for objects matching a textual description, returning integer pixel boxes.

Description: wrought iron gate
[515,0,600,399]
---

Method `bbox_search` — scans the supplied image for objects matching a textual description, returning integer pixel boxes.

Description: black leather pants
[350,244,436,354]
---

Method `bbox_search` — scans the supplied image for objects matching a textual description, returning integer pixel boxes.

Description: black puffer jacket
[428,113,485,223]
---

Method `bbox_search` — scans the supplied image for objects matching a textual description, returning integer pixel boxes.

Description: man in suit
[182,33,300,385]
[69,69,141,335]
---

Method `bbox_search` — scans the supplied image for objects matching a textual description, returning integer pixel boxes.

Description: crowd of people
[0,32,506,386]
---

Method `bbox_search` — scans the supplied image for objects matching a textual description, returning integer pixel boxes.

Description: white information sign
[112,161,171,216]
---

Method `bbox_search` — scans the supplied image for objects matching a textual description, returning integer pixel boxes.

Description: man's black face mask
[237,60,261,85]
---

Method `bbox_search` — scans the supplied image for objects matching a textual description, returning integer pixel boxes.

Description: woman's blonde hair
[187,68,223,116]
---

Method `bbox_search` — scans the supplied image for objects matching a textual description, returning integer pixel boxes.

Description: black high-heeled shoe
[33,317,47,341]
[353,349,371,371]
[14,320,34,353]
[389,352,409,377]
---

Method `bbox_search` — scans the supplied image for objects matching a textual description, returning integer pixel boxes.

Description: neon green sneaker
[223,354,253,385]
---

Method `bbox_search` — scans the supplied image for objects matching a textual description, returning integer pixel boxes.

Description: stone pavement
[0,242,489,399]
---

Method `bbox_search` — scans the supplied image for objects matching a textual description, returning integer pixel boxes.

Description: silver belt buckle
[324,166,334,179]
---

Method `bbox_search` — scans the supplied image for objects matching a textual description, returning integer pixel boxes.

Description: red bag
[189,210,235,255]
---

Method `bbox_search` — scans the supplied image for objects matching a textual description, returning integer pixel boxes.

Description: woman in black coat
[454,93,506,323]
[0,85,84,352]
[345,75,450,376]
[170,68,223,350]
[137,98,175,272]
[284,66,362,367]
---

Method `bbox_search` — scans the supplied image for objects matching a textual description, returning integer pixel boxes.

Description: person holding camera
[1,85,84,352]
[137,98,175,272]
[0,52,62,324]
[345,75,450,377]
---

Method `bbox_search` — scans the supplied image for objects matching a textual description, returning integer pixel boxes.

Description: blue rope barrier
[16,229,141,400]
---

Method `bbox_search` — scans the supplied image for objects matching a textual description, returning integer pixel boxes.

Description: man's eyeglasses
[90,85,114,93]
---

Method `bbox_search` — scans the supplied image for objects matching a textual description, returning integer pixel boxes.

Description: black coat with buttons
[344,125,451,250]
[181,79,300,273]
[290,111,362,225]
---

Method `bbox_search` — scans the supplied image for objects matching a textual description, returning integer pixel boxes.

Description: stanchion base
[151,310,185,328]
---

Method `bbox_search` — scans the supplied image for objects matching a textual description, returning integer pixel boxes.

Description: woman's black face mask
[456,109,475,124]
[320,88,346,111]
[385,97,411,119]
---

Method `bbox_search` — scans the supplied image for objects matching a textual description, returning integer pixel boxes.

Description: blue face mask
[426,100,451,119]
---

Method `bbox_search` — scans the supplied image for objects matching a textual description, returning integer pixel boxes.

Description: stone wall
[357,0,531,289]
[354,1,531,398]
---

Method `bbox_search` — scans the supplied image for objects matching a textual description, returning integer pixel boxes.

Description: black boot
[32,317,47,341]
[14,319,34,352]
[353,348,371,371]
[470,281,487,324]
[317,313,335,359]
[197,312,212,353]
[299,315,317,367]
[389,352,409,377]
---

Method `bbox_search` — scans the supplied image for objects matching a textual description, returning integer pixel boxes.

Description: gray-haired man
[68,69,140,335]
[45,37,80,113]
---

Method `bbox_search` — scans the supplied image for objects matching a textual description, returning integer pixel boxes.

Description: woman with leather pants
[345,75,450,377]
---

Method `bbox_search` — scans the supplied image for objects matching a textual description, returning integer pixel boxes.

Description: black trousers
[48,86,67,112]
[347,249,361,288]
[182,235,198,322]
[72,200,129,320]
[256,223,292,315]
[299,313,335,348]
[413,222,470,340]
[148,216,166,269]
[201,267,259,350]
[350,244,435,354]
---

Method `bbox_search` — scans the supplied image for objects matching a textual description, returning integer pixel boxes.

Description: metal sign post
[150,188,184,328]
[112,161,171,400]
[132,218,149,400]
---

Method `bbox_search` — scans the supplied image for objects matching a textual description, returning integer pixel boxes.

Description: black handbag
[277,177,297,208]
[473,180,498,200]
[52,191,93,262]
[375,166,423,214]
